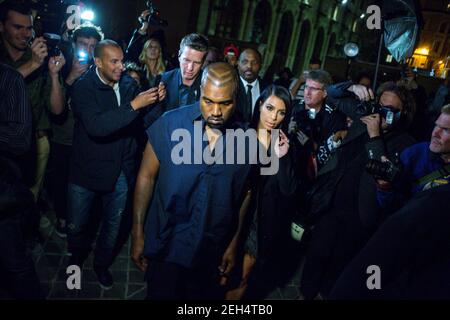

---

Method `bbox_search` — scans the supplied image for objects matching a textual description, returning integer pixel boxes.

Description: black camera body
[43,33,61,57]
[356,100,380,117]
[366,155,402,183]
[146,1,168,26]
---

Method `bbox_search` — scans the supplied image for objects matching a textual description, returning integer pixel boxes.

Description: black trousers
[0,217,44,299]
[46,142,72,222]
[146,259,226,300]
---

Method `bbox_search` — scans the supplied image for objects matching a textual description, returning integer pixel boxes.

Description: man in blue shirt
[376,104,450,210]
[131,62,252,299]
[143,33,209,127]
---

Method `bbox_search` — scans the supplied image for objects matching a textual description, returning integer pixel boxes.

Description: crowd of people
[1,0,450,300]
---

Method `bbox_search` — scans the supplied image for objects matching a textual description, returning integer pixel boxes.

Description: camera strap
[414,163,450,187]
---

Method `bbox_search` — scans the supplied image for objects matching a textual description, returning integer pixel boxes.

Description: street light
[344,42,359,79]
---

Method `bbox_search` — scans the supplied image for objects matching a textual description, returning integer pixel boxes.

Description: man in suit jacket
[236,48,268,123]
[144,33,209,127]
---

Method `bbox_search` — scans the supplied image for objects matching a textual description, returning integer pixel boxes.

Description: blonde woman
[139,38,166,87]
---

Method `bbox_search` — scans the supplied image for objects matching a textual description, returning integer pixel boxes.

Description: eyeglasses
[304,85,325,92]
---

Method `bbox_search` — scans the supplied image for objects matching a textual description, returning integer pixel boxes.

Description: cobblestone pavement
[1,211,305,300]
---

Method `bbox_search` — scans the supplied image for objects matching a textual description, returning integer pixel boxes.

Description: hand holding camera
[360,113,381,138]
[138,9,151,34]
[30,37,48,68]
[130,87,159,110]
[348,84,374,101]
[366,154,402,184]
[66,55,89,85]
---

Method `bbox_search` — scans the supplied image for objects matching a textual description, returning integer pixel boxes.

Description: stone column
[285,8,305,68]
[196,0,212,34]
[238,0,251,40]
[263,2,283,71]
[242,0,259,41]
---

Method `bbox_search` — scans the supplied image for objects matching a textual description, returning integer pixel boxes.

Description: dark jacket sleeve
[71,81,140,137]
[0,73,32,156]
[125,29,146,64]
[326,81,361,120]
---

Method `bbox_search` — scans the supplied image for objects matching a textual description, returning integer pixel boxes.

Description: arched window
[214,0,243,39]
[293,20,311,73]
[251,0,271,43]
[272,11,294,71]
[312,27,325,59]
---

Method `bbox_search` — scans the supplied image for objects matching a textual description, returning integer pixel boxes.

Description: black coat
[298,83,416,298]
[236,77,269,123]
[69,66,142,191]
[329,183,450,299]
[243,150,298,299]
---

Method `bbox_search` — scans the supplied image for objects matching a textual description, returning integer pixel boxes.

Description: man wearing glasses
[288,69,347,185]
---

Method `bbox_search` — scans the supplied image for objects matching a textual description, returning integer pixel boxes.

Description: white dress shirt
[240,76,260,115]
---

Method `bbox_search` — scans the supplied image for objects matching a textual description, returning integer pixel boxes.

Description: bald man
[68,40,160,290]
[132,62,252,300]
[237,48,268,122]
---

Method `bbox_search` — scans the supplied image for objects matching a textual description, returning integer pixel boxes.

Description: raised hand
[48,53,66,76]
[348,84,374,101]
[30,37,48,68]
[130,87,159,110]
[360,113,381,138]
[158,82,166,101]
[274,129,290,158]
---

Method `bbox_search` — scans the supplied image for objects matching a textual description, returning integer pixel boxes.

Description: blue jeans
[67,172,128,269]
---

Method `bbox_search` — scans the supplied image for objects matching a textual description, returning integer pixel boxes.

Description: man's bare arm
[131,142,160,271]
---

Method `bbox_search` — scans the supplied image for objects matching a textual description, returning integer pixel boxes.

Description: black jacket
[306,81,416,226]
[69,66,142,191]
[236,77,269,123]
[142,68,202,128]
[243,151,298,299]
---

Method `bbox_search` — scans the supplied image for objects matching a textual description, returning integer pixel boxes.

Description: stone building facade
[194,0,371,75]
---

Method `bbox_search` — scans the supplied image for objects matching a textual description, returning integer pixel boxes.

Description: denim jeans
[67,172,128,269]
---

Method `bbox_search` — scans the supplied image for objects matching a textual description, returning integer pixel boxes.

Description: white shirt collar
[240,76,258,87]
[96,67,119,91]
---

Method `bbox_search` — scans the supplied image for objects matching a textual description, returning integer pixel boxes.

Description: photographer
[0,0,65,243]
[329,106,450,299]
[298,80,416,300]
[375,104,450,212]
[288,69,347,187]
[46,23,104,237]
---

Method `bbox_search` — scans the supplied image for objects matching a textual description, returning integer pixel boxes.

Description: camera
[43,33,61,57]
[356,101,401,125]
[366,154,402,183]
[356,100,380,117]
[145,1,168,26]
[77,50,89,65]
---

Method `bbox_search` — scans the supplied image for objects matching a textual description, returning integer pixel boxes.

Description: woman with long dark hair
[221,85,299,300]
